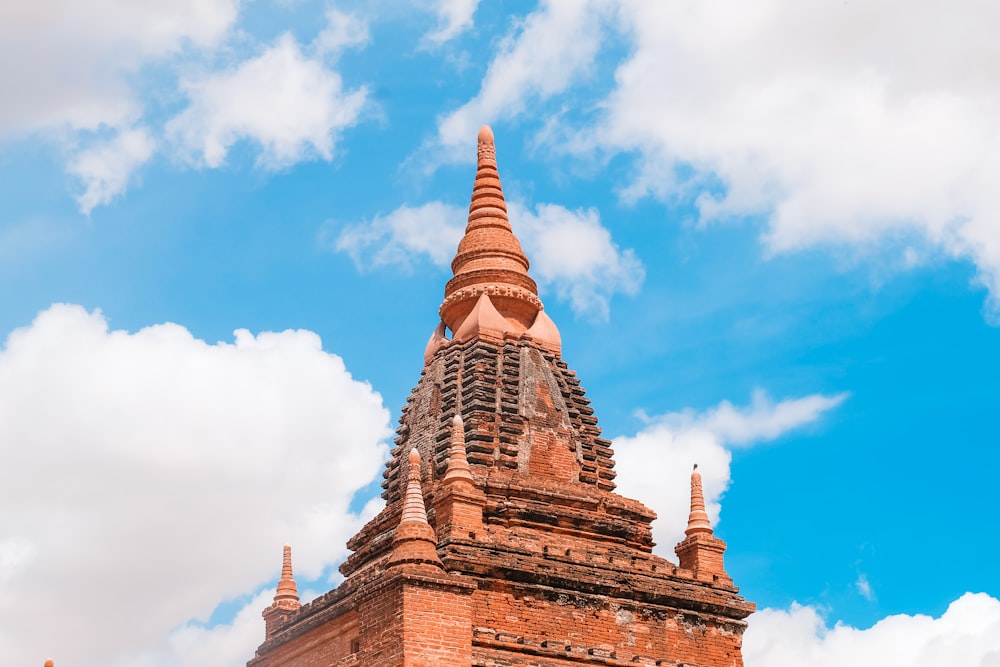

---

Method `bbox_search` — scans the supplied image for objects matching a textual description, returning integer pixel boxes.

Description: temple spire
[400,448,430,524]
[434,413,486,543]
[675,463,730,582]
[443,414,473,486]
[440,125,542,334]
[685,464,713,536]
[388,448,443,569]
[273,545,300,608]
[262,544,302,638]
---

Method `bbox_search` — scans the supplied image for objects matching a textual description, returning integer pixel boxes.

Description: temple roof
[341,127,656,577]
[254,129,754,658]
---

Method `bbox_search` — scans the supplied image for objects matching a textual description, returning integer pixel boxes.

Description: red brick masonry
[248,127,754,667]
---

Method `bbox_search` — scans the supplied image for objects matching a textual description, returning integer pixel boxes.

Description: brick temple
[248,126,754,667]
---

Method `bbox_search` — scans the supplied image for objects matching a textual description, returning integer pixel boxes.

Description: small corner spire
[400,448,430,524]
[443,414,474,486]
[389,448,443,568]
[262,544,301,638]
[273,544,300,608]
[685,463,713,536]
[676,463,730,581]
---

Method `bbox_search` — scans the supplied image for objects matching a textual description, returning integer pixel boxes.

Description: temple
[248,126,754,667]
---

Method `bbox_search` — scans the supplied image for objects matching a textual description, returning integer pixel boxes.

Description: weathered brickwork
[249,126,754,667]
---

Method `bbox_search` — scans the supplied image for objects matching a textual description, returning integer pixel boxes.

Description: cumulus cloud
[745,593,1000,667]
[0,0,238,134]
[0,305,391,667]
[313,9,370,58]
[168,33,367,169]
[613,390,846,554]
[1,2,376,210]
[104,590,270,667]
[508,201,644,320]
[669,389,850,448]
[332,200,643,318]
[67,127,156,214]
[442,0,1000,319]
[423,0,481,45]
[334,201,466,269]
[435,0,612,156]
[594,0,1000,317]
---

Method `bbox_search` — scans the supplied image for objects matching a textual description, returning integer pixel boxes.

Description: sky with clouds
[1,1,998,666]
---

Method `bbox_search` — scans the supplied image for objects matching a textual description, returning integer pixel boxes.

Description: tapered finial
[685,464,712,536]
[478,125,494,144]
[388,448,443,568]
[443,414,474,486]
[400,448,430,524]
[273,544,300,608]
[441,126,540,335]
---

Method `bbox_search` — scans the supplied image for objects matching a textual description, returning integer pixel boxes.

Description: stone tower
[248,126,754,667]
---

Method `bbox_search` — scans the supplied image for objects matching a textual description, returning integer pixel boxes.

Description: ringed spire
[273,545,300,608]
[685,464,713,536]
[439,125,541,334]
[387,448,443,569]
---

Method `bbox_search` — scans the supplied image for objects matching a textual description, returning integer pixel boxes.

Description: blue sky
[2,1,999,665]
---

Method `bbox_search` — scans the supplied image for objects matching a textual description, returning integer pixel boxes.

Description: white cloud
[595,0,1000,320]
[0,2,375,209]
[0,537,36,582]
[168,33,367,169]
[0,304,391,667]
[68,127,156,214]
[332,200,643,318]
[105,590,270,667]
[435,0,611,157]
[744,593,1000,667]
[334,202,466,269]
[855,574,875,602]
[445,0,1000,319]
[313,9,370,58]
[671,389,849,448]
[613,390,846,554]
[508,201,644,320]
[0,0,238,134]
[423,0,481,45]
